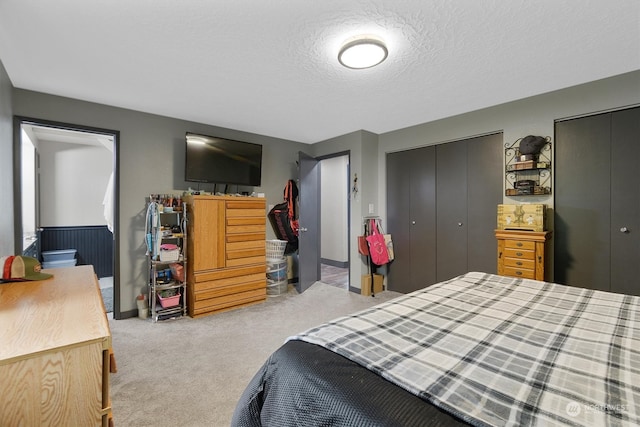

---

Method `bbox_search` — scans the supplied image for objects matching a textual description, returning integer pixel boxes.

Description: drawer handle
[516,252,523,257]
[515,271,522,276]
[516,242,523,247]
[516,261,522,266]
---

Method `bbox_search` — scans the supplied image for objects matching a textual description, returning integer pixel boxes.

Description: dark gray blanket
[231,339,468,426]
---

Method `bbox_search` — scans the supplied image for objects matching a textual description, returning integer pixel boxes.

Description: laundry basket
[266,239,288,262]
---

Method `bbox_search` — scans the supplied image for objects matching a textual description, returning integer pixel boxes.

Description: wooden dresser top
[0,265,111,364]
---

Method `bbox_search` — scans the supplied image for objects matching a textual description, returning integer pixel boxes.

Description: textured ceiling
[1,1,638,143]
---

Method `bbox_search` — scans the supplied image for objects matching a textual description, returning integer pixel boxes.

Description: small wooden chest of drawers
[496,229,552,281]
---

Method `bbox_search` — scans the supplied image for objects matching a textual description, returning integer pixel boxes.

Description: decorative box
[497,204,546,232]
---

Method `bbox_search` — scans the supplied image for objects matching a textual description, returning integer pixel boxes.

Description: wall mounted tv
[185,132,262,186]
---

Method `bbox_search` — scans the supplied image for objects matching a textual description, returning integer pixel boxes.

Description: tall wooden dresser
[0,265,114,426]
[184,195,267,317]
[496,230,552,281]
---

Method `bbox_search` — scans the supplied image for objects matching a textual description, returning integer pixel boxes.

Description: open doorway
[318,153,350,289]
[14,117,119,317]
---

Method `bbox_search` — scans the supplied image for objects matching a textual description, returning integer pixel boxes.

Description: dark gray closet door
[436,140,468,281]
[387,133,502,292]
[610,108,640,295]
[555,107,639,295]
[435,133,502,282]
[386,146,436,293]
[555,113,611,290]
[466,133,503,273]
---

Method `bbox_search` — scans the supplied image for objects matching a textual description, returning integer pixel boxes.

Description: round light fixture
[338,35,388,69]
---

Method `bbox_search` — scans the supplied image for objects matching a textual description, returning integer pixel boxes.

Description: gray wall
[378,70,640,212]
[376,70,640,279]
[0,60,13,256]
[6,64,639,310]
[12,89,308,315]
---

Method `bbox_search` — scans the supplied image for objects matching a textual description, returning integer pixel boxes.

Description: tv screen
[185,132,262,186]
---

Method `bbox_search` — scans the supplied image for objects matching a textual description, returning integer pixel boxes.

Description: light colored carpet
[109,281,401,427]
[101,286,113,313]
[99,277,113,313]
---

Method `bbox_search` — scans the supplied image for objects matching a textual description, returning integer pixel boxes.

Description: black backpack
[268,180,299,254]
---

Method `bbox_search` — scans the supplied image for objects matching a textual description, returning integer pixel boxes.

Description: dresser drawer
[226,207,265,218]
[227,247,265,260]
[504,240,535,250]
[227,232,266,243]
[226,215,266,234]
[227,201,265,210]
[194,277,265,301]
[227,239,264,251]
[227,224,266,234]
[227,255,266,267]
[191,288,266,316]
[504,257,535,270]
[504,247,535,260]
[194,264,265,283]
[503,266,535,279]
[193,272,265,292]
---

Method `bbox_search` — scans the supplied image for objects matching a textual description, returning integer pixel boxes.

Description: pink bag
[366,219,389,266]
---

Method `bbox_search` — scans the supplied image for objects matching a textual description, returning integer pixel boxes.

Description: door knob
[299,227,308,232]
[620,227,629,233]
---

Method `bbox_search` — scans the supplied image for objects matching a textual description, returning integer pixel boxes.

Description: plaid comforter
[288,272,640,427]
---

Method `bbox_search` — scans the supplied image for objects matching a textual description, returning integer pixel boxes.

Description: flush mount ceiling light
[338,35,388,69]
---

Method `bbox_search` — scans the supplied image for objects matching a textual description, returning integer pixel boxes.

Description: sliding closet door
[387,133,502,292]
[386,146,436,293]
[555,107,640,295]
[555,114,611,290]
[466,133,503,273]
[610,108,640,295]
[436,140,468,281]
[436,133,502,282]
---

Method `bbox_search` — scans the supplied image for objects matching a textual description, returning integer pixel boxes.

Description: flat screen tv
[185,132,262,186]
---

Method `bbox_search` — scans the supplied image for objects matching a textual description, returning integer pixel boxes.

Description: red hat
[0,256,53,282]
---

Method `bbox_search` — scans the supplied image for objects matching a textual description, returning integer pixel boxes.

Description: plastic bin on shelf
[42,249,77,269]
[42,249,77,262]
[42,259,78,269]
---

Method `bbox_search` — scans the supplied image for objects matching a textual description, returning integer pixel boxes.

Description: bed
[232,272,639,426]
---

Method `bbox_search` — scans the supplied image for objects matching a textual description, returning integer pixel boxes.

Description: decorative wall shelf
[505,137,552,196]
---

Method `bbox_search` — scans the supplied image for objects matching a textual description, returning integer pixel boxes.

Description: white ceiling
[1,1,638,144]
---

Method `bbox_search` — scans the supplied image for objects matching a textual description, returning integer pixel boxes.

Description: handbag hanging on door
[366,219,389,266]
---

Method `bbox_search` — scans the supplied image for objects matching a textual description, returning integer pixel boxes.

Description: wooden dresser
[0,265,113,426]
[185,195,267,317]
[496,230,552,281]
